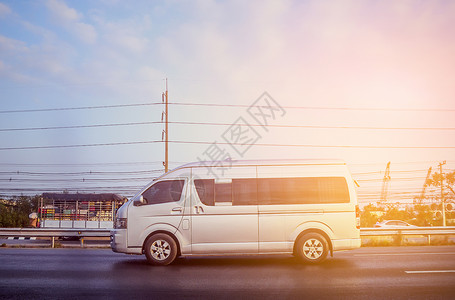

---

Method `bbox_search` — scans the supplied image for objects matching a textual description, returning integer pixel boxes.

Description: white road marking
[354,252,455,257]
[406,270,455,274]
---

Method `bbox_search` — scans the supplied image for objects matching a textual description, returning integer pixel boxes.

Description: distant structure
[414,167,432,204]
[379,162,391,206]
[39,193,126,229]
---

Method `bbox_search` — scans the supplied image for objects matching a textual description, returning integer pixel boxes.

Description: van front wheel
[144,233,177,266]
[296,233,329,264]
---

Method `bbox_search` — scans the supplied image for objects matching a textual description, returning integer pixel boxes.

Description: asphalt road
[0,246,454,299]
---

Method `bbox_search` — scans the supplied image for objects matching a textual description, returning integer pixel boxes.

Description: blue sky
[0,0,454,202]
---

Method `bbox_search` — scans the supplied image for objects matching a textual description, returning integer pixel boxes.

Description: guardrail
[360,226,455,245]
[360,226,455,236]
[1,227,455,248]
[0,228,110,248]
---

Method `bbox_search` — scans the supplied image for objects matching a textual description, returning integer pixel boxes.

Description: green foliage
[360,204,381,227]
[360,203,444,227]
[413,204,434,226]
[426,170,455,196]
[0,196,40,228]
[381,206,413,222]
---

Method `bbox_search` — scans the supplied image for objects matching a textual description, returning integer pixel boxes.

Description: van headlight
[115,218,127,229]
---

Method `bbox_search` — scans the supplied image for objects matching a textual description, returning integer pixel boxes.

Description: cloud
[73,22,97,44]
[102,24,149,55]
[4,0,455,109]
[0,2,12,17]
[46,0,79,22]
[0,32,75,85]
[0,34,28,54]
[144,0,455,112]
[45,0,97,44]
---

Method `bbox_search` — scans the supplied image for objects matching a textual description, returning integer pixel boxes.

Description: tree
[0,196,40,228]
[360,204,381,227]
[381,204,414,224]
[426,170,455,196]
[426,169,455,225]
[412,204,433,226]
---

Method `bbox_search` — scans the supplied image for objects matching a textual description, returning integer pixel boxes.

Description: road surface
[0,246,454,299]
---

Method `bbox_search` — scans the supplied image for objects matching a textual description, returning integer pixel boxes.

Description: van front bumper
[110,229,142,255]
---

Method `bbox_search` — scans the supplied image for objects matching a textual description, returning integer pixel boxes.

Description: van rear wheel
[296,233,329,264]
[144,233,177,266]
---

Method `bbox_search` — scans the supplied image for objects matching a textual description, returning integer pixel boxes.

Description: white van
[110,159,361,265]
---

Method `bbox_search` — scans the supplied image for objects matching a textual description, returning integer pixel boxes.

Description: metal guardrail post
[51,236,55,248]
[393,230,402,246]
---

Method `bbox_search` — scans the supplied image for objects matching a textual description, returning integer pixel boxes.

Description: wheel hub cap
[151,240,171,261]
[303,239,323,260]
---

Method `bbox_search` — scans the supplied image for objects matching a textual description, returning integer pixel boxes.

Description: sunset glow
[0,1,454,206]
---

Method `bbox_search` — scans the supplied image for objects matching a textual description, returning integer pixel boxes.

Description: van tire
[144,233,178,266]
[295,232,329,264]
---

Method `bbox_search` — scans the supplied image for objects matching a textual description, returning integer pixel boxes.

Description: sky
[0,0,454,204]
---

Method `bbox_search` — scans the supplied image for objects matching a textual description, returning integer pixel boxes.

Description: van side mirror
[133,195,146,206]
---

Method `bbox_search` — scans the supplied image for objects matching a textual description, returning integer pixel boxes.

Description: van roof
[148,159,347,182]
[176,159,346,169]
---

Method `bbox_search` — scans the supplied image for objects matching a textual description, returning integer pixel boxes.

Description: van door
[127,177,187,248]
[257,165,352,253]
[189,166,258,254]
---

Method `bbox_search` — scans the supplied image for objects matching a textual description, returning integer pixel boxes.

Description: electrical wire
[1,99,453,199]
[0,161,182,167]
[1,101,455,114]
[167,102,455,112]
[0,170,164,176]
[0,103,162,114]
[2,121,455,132]
[1,140,455,151]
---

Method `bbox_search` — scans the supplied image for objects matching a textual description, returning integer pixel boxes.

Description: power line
[1,169,437,180]
[0,121,160,132]
[356,177,427,182]
[2,120,455,132]
[0,160,450,168]
[172,122,455,131]
[1,140,455,151]
[350,161,455,166]
[0,161,181,167]
[167,102,455,112]
[352,169,429,175]
[0,177,154,182]
[0,170,163,176]
[0,176,429,183]
[0,103,162,114]
[0,141,162,150]
[1,101,455,114]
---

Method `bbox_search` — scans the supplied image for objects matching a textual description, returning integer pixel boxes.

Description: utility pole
[163,78,169,173]
[439,161,446,226]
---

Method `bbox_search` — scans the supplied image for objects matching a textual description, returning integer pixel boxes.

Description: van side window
[142,180,185,205]
[258,177,349,205]
[194,179,257,206]
[194,179,214,206]
[232,179,257,205]
[215,182,232,204]
[318,177,350,204]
